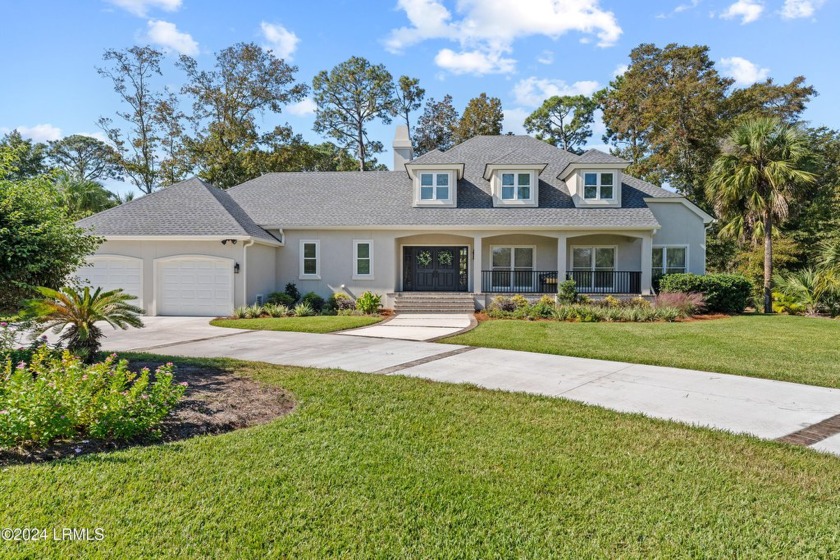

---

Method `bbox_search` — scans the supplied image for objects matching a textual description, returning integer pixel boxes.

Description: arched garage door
[76,255,144,311]
[155,256,234,317]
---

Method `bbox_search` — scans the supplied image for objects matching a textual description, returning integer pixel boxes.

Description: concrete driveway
[93,317,840,456]
[337,313,476,341]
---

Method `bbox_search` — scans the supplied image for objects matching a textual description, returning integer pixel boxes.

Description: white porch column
[473,235,483,293]
[556,234,567,283]
[640,233,653,295]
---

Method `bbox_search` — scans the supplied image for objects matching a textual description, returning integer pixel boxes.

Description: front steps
[393,292,476,314]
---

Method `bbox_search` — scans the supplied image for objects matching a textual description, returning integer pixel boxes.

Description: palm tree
[24,286,144,362]
[706,117,816,313]
[55,172,119,218]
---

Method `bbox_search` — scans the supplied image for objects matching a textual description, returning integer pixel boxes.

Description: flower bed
[0,347,185,448]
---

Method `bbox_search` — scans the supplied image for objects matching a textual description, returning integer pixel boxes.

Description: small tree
[414,95,459,155]
[524,95,596,154]
[312,57,395,171]
[707,117,816,313]
[24,287,144,362]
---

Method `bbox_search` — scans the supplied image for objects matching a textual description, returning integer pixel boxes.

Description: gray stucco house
[76,128,713,316]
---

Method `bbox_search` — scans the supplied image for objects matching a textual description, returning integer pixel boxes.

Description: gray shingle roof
[227,136,676,229]
[76,177,279,242]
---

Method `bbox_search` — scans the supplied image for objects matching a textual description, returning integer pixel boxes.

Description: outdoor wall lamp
[234,263,240,274]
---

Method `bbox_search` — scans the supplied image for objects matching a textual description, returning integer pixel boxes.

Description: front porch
[480,270,643,295]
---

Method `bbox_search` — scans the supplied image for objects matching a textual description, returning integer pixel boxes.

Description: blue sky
[1,0,837,194]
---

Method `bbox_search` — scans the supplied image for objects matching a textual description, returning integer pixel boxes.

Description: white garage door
[76,256,144,310]
[156,257,234,317]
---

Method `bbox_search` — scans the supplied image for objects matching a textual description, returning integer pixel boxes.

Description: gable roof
[76,177,279,243]
[227,136,679,230]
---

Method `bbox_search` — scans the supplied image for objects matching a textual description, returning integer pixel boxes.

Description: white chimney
[393,125,413,170]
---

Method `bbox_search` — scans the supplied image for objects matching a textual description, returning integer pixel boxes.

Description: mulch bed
[0,362,295,466]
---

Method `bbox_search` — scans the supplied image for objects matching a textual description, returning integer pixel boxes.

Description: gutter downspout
[242,239,255,307]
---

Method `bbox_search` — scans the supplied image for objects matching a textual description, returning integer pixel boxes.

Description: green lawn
[1,356,838,558]
[210,314,382,333]
[445,314,840,388]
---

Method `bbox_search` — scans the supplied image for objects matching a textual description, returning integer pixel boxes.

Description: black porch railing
[482,270,560,294]
[566,270,641,294]
[482,270,642,294]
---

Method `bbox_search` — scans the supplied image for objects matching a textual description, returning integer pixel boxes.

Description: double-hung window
[652,246,687,279]
[300,240,320,279]
[491,246,535,291]
[500,172,532,201]
[572,246,616,289]
[353,240,373,279]
[420,173,450,200]
[583,172,615,200]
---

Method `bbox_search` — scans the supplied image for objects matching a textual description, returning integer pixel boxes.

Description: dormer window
[501,172,532,201]
[583,172,615,200]
[420,173,450,200]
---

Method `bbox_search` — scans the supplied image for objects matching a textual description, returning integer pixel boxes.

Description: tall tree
[0,131,48,180]
[453,93,503,144]
[178,42,307,188]
[523,95,596,154]
[47,134,122,182]
[393,75,425,144]
[707,117,817,313]
[97,46,168,194]
[153,89,192,186]
[414,95,459,156]
[312,56,396,171]
[600,44,732,203]
[726,76,817,124]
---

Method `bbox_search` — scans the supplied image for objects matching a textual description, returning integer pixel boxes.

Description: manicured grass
[445,314,840,388]
[1,356,838,557]
[210,314,382,333]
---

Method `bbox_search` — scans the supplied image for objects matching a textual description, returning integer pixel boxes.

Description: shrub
[301,292,325,313]
[602,295,621,308]
[267,292,295,307]
[243,304,265,319]
[659,273,751,313]
[327,293,355,312]
[336,309,364,316]
[489,296,517,313]
[293,302,315,317]
[528,295,556,319]
[0,348,185,447]
[284,283,301,304]
[355,291,382,315]
[263,303,290,318]
[654,292,706,316]
[557,280,579,304]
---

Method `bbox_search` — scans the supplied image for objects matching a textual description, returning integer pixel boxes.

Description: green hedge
[659,273,752,314]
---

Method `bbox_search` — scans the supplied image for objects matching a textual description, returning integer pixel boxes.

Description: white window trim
[489,245,537,291]
[353,239,374,280]
[492,170,537,207]
[414,171,455,206]
[582,171,617,201]
[652,245,689,276]
[570,245,618,271]
[299,240,320,280]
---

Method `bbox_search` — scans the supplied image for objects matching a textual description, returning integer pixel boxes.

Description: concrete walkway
[94,317,840,456]
[337,313,475,341]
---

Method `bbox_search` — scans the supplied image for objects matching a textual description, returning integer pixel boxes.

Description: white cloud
[78,131,114,145]
[145,19,198,56]
[385,0,622,75]
[2,124,63,142]
[106,0,181,17]
[720,0,764,24]
[781,0,825,19]
[503,107,531,135]
[287,98,317,117]
[719,56,769,86]
[612,64,628,78]
[513,77,600,107]
[657,0,701,18]
[434,48,515,75]
[537,50,554,65]
[260,22,299,60]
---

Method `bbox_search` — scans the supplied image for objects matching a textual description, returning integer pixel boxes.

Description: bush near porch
[658,273,752,313]
[487,294,700,323]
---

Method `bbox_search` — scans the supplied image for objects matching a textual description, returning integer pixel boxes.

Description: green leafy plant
[293,302,315,317]
[284,283,301,304]
[301,292,325,313]
[0,347,185,447]
[327,293,355,312]
[659,273,752,313]
[263,303,290,318]
[267,292,295,307]
[23,286,143,362]
[355,291,382,315]
[243,304,265,319]
[772,291,805,315]
[557,280,580,304]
